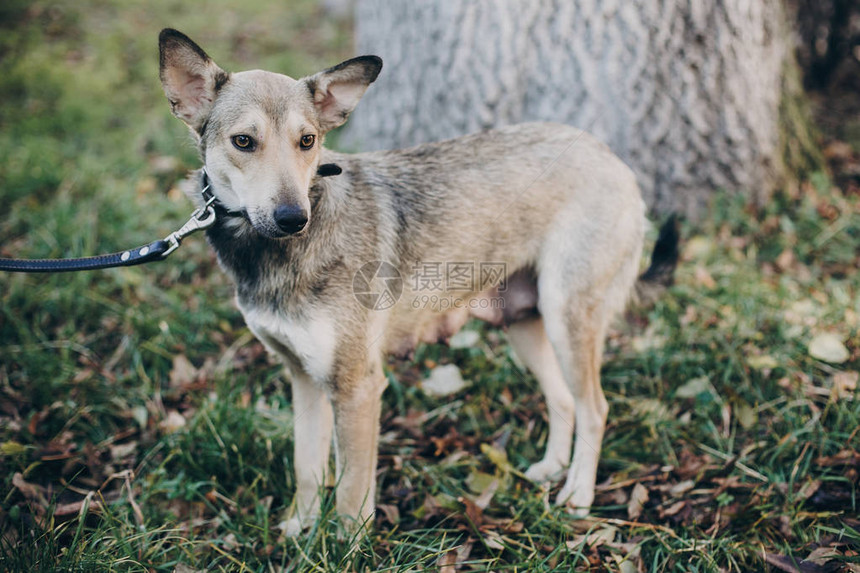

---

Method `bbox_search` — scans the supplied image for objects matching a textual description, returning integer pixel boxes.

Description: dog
[158,28,678,535]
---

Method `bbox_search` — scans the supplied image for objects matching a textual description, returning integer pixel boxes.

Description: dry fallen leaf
[480,442,513,473]
[422,364,469,397]
[473,478,500,511]
[660,500,688,518]
[804,546,841,566]
[669,480,696,496]
[735,400,758,429]
[483,530,506,550]
[627,482,650,520]
[815,449,860,468]
[675,377,713,399]
[808,333,850,364]
[376,503,400,525]
[566,525,617,550]
[747,354,779,370]
[458,495,484,527]
[448,329,480,349]
[775,249,796,272]
[159,410,187,434]
[694,265,717,289]
[631,321,667,352]
[53,496,102,517]
[109,441,138,461]
[683,236,714,261]
[0,441,28,456]
[436,542,473,573]
[831,371,858,398]
[823,140,854,161]
[169,354,198,389]
[437,549,458,573]
[12,473,46,504]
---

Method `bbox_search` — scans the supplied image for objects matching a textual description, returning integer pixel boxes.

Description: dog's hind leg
[281,372,334,537]
[541,297,610,516]
[508,317,575,483]
[536,245,630,516]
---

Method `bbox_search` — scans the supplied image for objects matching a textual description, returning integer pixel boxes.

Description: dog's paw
[278,515,315,538]
[524,459,566,483]
[554,483,594,517]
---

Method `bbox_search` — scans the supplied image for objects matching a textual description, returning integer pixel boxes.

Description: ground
[0,2,859,571]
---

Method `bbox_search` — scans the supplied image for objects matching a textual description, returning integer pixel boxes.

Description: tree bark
[344,0,820,216]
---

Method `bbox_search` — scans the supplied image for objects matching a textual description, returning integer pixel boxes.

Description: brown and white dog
[158,29,677,535]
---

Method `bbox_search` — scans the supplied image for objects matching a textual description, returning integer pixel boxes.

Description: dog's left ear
[305,56,382,132]
[159,29,229,133]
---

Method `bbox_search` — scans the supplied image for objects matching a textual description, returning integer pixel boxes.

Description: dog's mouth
[230,204,312,240]
[248,220,310,240]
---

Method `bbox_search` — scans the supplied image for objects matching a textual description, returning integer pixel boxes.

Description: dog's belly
[385,267,538,359]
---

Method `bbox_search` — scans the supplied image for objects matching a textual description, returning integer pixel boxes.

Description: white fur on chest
[240,303,338,383]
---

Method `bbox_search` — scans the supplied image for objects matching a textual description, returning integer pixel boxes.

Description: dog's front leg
[331,358,387,532]
[281,372,334,537]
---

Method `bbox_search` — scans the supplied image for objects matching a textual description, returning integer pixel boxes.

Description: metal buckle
[161,205,217,259]
[160,168,219,259]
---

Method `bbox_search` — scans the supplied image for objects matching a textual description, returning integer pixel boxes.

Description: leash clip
[161,168,218,259]
[161,204,217,258]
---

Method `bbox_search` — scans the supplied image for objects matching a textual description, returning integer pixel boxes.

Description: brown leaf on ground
[458,496,484,528]
[627,483,649,520]
[823,140,854,161]
[832,371,858,398]
[658,500,688,519]
[109,441,138,461]
[437,549,458,573]
[12,473,46,505]
[159,410,187,434]
[815,449,860,468]
[764,553,815,573]
[53,496,102,517]
[567,525,618,551]
[376,503,400,526]
[473,477,499,511]
[776,249,797,272]
[764,550,840,573]
[694,265,717,289]
[676,449,715,480]
[169,354,198,389]
[419,494,443,523]
[796,479,822,502]
[437,541,473,573]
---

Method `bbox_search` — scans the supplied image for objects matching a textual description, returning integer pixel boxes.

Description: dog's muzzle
[273,205,308,235]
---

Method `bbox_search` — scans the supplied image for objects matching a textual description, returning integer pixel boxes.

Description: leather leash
[0,164,342,273]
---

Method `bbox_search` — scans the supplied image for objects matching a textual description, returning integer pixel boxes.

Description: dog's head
[158,29,381,238]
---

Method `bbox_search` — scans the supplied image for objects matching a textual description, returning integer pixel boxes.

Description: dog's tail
[633,215,680,306]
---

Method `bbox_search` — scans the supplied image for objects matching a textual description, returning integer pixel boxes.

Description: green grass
[1,2,859,571]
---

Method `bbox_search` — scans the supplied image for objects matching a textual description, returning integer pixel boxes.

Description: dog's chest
[239,303,338,383]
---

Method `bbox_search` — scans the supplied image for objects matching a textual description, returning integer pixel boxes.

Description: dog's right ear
[304,55,383,133]
[159,29,229,133]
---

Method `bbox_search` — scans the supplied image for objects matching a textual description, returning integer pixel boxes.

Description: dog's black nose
[273,205,308,234]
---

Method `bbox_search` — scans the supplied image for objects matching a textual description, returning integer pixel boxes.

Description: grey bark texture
[342,0,796,216]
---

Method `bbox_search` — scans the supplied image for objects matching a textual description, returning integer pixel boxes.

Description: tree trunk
[344,0,821,216]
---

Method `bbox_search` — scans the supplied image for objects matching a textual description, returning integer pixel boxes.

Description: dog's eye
[299,134,315,150]
[231,135,255,151]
